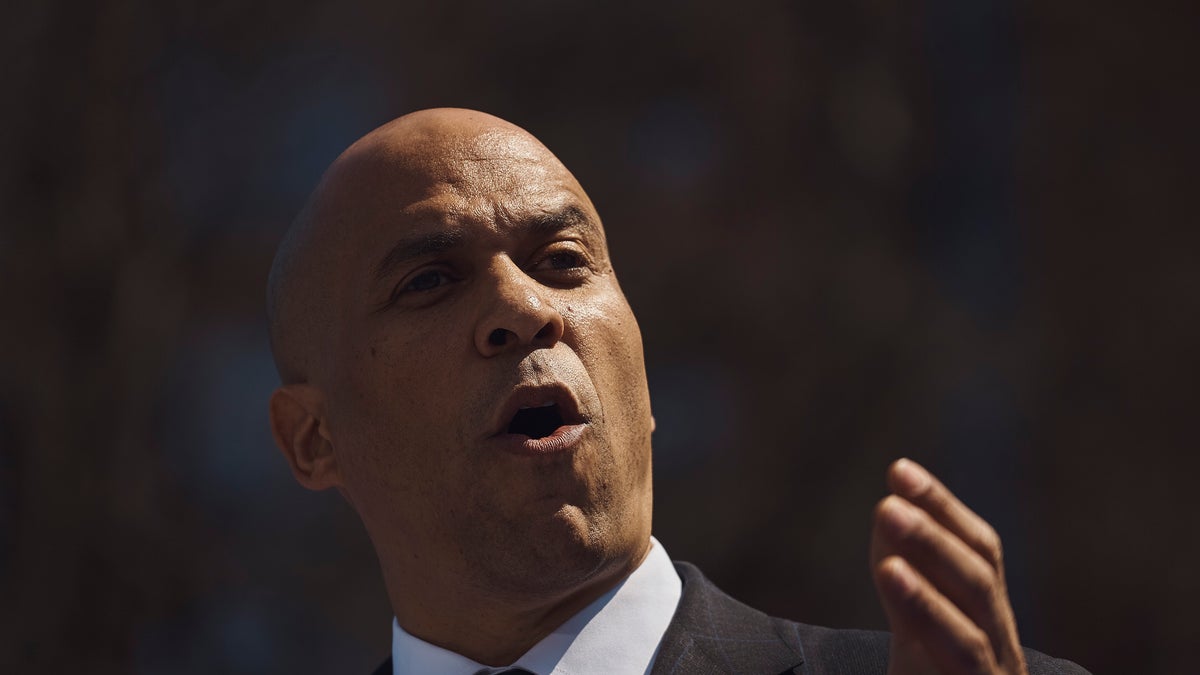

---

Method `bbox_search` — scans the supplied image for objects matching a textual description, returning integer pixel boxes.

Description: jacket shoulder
[1022,646,1092,675]
[667,561,1091,675]
[661,562,888,674]
[787,623,889,674]
[786,624,1091,675]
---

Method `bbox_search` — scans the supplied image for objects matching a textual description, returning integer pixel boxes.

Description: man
[266,108,1088,674]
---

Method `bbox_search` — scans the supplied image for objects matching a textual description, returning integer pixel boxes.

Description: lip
[486,382,588,456]
[486,423,588,456]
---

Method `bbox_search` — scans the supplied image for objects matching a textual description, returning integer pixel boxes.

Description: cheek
[354,313,465,407]
[572,295,652,427]
[332,324,468,480]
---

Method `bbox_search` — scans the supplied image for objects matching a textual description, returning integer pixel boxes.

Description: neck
[385,542,652,666]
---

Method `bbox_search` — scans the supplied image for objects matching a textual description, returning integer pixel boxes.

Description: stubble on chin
[456,453,645,599]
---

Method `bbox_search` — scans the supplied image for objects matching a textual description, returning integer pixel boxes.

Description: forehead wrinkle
[369,201,609,293]
[326,117,603,293]
[527,204,601,237]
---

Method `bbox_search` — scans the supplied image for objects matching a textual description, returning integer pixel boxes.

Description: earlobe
[268,384,342,491]
[650,415,656,433]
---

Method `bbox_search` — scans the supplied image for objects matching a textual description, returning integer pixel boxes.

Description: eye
[530,244,593,280]
[545,251,585,270]
[529,246,594,287]
[390,267,460,306]
[405,269,449,292]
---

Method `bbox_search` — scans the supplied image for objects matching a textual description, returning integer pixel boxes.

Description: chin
[468,504,637,597]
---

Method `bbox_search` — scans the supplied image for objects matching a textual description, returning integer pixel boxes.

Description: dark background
[2,1,1196,673]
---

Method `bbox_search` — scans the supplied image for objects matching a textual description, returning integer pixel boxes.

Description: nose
[474,260,565,357]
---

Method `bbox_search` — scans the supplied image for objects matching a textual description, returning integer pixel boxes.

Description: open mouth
[489,383,587,454]
[507,402,565,439]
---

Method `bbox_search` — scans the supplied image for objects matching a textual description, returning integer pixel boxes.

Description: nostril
[488,329,508,347]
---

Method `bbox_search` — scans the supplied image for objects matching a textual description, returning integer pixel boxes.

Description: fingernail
[893,458,929,495]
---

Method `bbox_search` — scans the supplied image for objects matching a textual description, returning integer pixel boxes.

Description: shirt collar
[391,537,682,675]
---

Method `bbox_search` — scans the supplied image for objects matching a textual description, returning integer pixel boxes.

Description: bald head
[267,109,655,656]
[266,108,587,383]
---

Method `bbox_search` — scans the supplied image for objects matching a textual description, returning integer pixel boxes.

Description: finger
[887,459,1005,576]
[875,494,1016,667]
[883,460,1026,673]
[875,555,997,675]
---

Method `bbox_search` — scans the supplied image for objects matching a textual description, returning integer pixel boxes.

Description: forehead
[331,127,596,241]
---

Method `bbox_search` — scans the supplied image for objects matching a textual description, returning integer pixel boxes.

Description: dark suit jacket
[373,561,1091,674]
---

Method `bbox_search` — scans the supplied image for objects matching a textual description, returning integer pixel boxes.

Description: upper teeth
[519,401,556,409]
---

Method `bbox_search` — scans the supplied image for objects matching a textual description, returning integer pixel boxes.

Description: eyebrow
[528,205,597,238]
[371,205,601,284]
[372,228,465,284]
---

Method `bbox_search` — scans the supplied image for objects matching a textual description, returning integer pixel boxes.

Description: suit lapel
[651,562,805,675]
[372,656,391,675]
[652,633,729,674]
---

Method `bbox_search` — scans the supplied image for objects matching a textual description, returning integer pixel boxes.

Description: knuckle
[954,628,994,672]
[927,485,953,513]
[980,525,1004,567]
[966,563,1000,611]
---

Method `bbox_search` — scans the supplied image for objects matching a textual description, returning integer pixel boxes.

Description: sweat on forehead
[265,108,583,384]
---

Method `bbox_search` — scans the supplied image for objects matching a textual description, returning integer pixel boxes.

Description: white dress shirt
[391,537,682,675]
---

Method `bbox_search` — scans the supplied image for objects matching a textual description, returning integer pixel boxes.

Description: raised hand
[871,459,1027,675]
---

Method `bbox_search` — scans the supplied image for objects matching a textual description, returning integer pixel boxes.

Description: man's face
[314,119,654,595]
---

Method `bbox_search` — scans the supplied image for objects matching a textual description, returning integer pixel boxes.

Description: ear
[269,384,343,491]
[650,415,656,433]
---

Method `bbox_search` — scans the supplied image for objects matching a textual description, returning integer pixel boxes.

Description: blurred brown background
[1,1,1196,673]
